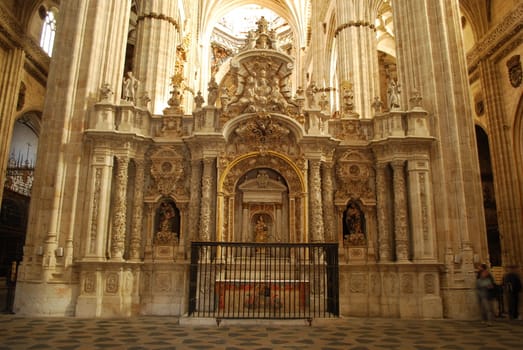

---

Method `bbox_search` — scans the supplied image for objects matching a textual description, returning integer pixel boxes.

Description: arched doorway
[235,168,289,244]
[218,150,306,246]
[0,112,40,311]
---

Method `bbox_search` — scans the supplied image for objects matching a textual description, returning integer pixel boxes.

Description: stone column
[310,0,326,84]
[479,60,523,266]
[0,48,24,206]
[111,156,129,260]
[309,159,324,242]
[335,0,380,118]
[99,0,132,103]
[321,162,336,242]
[391,160,409,261]
[188,159,202,243]
[199,158,214,241]
[376,162,392,261]
[134,0,180,114]
[407,159,437,261]
[85,149,114,260]
[129,159,145,261]
[392,0,485,267]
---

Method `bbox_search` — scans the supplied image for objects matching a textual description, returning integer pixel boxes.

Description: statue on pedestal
[207,76,219,106]
[122,71,140,102]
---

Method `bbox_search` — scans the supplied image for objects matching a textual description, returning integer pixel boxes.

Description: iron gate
[188,242,339,320]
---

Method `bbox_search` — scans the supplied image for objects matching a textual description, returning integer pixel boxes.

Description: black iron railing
[188,242,339,320]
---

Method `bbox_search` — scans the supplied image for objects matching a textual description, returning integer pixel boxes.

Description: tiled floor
[0,315,522,350]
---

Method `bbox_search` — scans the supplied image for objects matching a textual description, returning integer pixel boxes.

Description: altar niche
[342,200,366,246]
[234,168,289,245]
[154,198,180,245]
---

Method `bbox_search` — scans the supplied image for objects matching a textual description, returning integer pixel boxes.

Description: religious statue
[387,78,401,110]
[246,30,257,49]
[155,201,179,244]
[306,81,318,108]
[194,90,204,109]
[207,76,219,106]
[220,86,230,111]
[254,216,268,243]
[344,202,366,245]
[122,71,140,102]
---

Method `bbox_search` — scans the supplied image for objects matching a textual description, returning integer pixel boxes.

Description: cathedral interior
[0,0,522,320]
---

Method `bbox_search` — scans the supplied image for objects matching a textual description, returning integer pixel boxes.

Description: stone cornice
[0,4,50,77]
[466,3,523,74]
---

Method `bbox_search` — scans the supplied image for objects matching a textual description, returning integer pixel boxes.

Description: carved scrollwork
[335,151,375,202]
[149,146,189,199]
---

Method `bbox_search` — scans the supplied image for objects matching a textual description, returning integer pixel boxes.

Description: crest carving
[507,54,522,88]
[218,17,303,122]
[149,147,188,198]
[335,151,375,202]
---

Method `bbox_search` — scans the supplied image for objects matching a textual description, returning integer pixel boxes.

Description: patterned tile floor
[0,315,522,350]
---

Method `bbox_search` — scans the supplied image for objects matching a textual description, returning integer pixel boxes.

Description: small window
[40,10,56,56]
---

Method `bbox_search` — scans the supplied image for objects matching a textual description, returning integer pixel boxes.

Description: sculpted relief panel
[335,150,375,203]
[147,146,189,200]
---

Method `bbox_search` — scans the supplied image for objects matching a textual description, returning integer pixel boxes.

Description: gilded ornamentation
[221,153,302,195]
[218,17,301,122]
